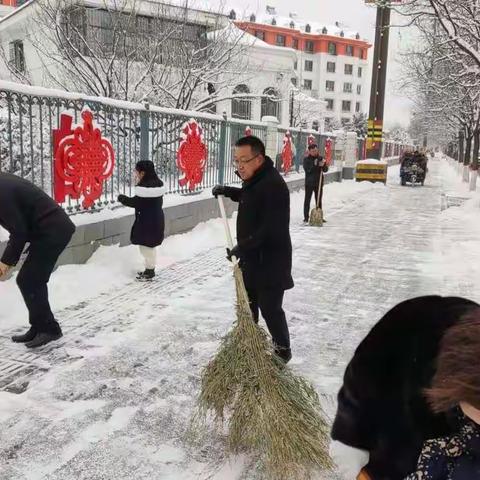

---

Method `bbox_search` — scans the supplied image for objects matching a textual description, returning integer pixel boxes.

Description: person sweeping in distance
[212,135,293,363]
[303,143,329,225]
[118,160,165,281]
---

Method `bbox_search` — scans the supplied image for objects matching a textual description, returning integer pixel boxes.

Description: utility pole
[366,2,392,159]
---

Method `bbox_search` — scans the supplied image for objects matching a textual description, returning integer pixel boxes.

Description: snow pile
[356,158,388,166]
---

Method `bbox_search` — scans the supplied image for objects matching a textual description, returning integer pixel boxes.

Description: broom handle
[316,165,324,208]
[217,196,240,266]
[217,195,234,249]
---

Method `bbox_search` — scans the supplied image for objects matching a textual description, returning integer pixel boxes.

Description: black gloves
[226,245,241,262]
[117,194,127,204]
[212,185,226,198]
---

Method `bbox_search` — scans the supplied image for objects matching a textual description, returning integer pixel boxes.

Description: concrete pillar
[342,132,358,180]
[262,116,280,160]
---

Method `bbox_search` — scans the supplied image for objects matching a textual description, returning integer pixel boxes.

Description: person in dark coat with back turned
[406,311,480,480]
[330,295,479,480]
[212,136,294,363]
[0,173,75,348]
[118,160,165,281]
[303,143,329,224]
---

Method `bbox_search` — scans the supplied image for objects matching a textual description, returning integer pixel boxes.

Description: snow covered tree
[2,0,249,112]
[345,113,368,137]
[289,86,325,130]
[325,117,342,132]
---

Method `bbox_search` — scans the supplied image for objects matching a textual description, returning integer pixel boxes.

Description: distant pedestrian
[303,143,328,224]
[406,311,480,480]
[0,173,75,348]
[118,161,165,281]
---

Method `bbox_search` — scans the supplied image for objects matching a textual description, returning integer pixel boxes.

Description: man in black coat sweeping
[0,173,75,348]
[330,295,479,480]
[212,136,294,363]
[303,143,328,224]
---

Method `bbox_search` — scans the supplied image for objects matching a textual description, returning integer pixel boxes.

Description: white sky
[204,0,414,128]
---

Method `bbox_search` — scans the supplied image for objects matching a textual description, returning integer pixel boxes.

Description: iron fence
[0,83,268,214]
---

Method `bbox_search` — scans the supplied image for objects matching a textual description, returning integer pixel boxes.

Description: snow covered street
[2,159,480,480]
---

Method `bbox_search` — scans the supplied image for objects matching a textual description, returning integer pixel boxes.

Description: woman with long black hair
[118,161,165,280]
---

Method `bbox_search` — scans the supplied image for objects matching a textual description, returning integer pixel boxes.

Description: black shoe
[12,327,37,343]
[25,331,63,349]
[136,269,155,281]
[274,347,292,364]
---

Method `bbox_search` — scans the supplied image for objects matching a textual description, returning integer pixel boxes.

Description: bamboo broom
[309,168,324,227]
[196,195,333,479]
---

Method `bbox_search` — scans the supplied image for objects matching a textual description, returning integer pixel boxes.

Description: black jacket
[0,173,75,266]
[303,155,329,187]
[222,157,294,291]
[118,181,165,248]
[331,295,479,480]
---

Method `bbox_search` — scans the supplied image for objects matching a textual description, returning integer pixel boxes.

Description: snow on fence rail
[0,81,269,214]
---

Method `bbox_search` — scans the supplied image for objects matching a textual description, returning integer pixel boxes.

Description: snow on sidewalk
[1,161,480,479]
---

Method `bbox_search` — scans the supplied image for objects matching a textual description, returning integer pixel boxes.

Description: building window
[327,61,336,73]
[357,85,362,95]
[326,80,335,92]
[305,40,314,53]
[232,84,252,120]
[341,118,351,127]
[328,42,337,55]
[356,102,361,113]
[325,99,334,111]
[294,60,298,70]
[342,101,351,112]
[305,60,313,72]
[255,30,265,41]
[9,40,25,73]
[261,87,281,120]
[292,38,299,49]
[305,23,311,33]
[346,45,354,56]
[358,67,363,78]
[291,77,297,86]
[276,35,286,46]
[344,82,353,93]
[304,79,313,90]
[344,64,353,75]
[359,49,365,59]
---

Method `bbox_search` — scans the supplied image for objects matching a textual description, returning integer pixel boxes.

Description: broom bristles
[309,207,323,227]
[196,264,333,479]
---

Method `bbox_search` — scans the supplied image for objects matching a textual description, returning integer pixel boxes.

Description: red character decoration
[325,137,333,166]
[245,126,252,136]
[307,134,316,147]
[177,119,208,191]
[281,131,294,174]
[54,109,115,209]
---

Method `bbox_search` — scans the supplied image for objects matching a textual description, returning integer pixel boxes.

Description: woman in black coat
[330,296,479,480]
[406,312,480,480]
[118,161,165,280]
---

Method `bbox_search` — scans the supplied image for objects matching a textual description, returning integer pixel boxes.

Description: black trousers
[304,177,324,222]
[16,233,72,334]
[245,285,290,351]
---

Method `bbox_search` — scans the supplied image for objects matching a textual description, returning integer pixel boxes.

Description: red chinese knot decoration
[307,134,316,146]
[245,126,252,136]
[281,131,294,174]
[54,110,115,209]
[325,138,333,166]
[177,119,208,191]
